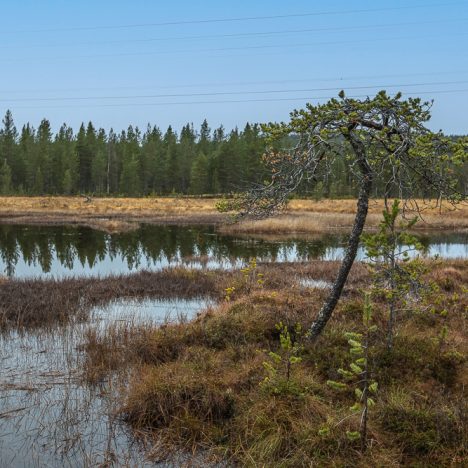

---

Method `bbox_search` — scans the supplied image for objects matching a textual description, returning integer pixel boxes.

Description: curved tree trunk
[309,139,373,339]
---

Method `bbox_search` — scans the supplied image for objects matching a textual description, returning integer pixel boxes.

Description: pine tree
[142,125,163,194]
[163,126,178,193]
[327,294,378,451]
[179,123,196,192]
[0,159,12,194]
[62,169,73,195]
[76,123,94,193]
[189,152,209,194]
[36,119,52,193]
[363,199,428,349]
[20,124,36,193]
[0,110,21,189]
[198,119,211,156]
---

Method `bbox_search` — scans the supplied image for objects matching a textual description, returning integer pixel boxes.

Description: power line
[1,2,462,34]
[2,17,466,50]
[2,31,468,63]
[1,80,468,103]
[0,80,468,102]
[3,70,468,94]
[6,88,468,110]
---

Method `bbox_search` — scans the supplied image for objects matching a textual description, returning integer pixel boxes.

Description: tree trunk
[309,139,373,339]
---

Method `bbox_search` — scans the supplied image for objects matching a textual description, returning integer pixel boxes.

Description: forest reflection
[0,224,466,278]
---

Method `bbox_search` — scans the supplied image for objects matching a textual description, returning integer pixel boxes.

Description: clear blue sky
[1,0,467,134]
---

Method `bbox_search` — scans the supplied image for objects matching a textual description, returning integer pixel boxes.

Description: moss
[123,361,236,431]
[373,336,438,384]
[380,403,463,456]
[79,260,467,466]
[432,350,466,387]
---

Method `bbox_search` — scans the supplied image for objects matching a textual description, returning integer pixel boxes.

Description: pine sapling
[363,199,428,349]
[327,294,378,451]
[261,322,304,396]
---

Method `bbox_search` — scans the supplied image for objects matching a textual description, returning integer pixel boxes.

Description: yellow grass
[0,196,466,233]
[226,199,468,233]
[0,196,223,231]
[0,196,219,215]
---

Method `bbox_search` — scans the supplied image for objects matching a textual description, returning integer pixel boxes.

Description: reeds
[0,261,370,331]
[0,268,220,330]
[0,196,465,233]
[80,259,468,466]
[1,255,466,465]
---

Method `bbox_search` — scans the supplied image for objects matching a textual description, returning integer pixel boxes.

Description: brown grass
[0,268,221,330]
[0,196,223,231]
[223,200,468,235]
[79,259,468,466]
[0,261,365,330]
[0,196,466,233]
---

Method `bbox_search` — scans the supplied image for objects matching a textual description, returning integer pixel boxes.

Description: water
[0,298,210,467]
[0,224,466,278]
[0,222,466,465]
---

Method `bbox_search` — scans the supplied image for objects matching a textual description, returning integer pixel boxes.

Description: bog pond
[0,223,466,278]
[0,223,466,466]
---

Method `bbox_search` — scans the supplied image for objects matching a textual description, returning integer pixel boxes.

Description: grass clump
[378,389,466,463]
[81,260,467,466]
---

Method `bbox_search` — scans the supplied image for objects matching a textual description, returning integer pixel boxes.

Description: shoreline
[0,196,466,234]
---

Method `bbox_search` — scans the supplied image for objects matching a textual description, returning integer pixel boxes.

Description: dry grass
[0,196,223,231]
[219,212,373,235]
[223,199,468,235]
[0,196,466,233]
[0,268,222,330]
[0,261,369,331]
[79,259,468,466]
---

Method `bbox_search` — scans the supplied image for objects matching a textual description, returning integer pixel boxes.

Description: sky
[1,0,468,135]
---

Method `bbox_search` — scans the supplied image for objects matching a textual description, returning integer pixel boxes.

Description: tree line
[0,110,466,197]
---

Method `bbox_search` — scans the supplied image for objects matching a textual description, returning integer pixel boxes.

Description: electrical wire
[2,31,467,63]
[1,80,467,103]
[3,70,468,94]
[6,88,468,110]
[1,2,462,34]
[2,17,466,50]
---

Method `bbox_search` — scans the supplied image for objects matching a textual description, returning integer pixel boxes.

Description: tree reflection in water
[0,224,466,278]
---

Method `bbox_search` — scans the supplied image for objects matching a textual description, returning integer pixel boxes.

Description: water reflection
[0,224,466,278]
[0,298,209,467]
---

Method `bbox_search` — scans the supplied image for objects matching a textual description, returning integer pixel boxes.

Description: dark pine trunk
[309,138,373,339]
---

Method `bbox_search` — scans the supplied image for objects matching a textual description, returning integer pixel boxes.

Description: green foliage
[363,199,430,348]
[327,294,378,450]
[241,91,467,220]
[0,159,12,195]
[0,102,466,196]
[261,322,304,396]
[0,111,268,196]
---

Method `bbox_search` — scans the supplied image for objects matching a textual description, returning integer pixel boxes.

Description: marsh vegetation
[0,224,466,466]
[0,93,466,466]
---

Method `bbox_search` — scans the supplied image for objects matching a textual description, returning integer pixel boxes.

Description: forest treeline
[0,110,466,197]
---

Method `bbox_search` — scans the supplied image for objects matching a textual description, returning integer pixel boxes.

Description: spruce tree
[0,159,12,194]
[0,110,20,189]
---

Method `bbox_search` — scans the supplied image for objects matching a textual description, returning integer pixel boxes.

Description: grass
[0,196,466,233]
[221,199,468,235]
[0,196,224,232]
[79,259,467,467]
[0,261,367,330]
[0,268,221,330]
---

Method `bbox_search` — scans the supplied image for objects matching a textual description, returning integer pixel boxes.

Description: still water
[0,298,211,467]
[0,224,466,278]
[0,222,466,466]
